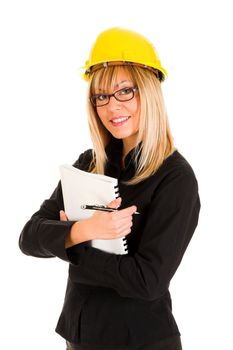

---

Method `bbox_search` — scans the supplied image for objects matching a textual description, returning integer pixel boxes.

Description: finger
[115,224,133,238]
[113,216,133,228]
[107,197,122,209]
[60,210,68,221]
[116,205,137,219]
[109,219,133,237]
[119,221,133,235]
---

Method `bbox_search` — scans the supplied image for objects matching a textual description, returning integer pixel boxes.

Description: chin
[110,130,133,139]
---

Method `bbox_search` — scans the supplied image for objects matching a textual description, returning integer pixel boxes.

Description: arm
[63,196,136,249]
[18,180,76,262]
[66,170,201,300]
[19,150,135,262]
[19,151,90,261]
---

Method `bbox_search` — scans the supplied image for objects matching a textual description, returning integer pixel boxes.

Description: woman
[19,27,201,349]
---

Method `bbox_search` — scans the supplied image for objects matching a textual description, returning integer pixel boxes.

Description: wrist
[65,220,92,248]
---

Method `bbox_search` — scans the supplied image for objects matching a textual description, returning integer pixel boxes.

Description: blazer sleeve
[67,169,201,300]
[18,151,91,262]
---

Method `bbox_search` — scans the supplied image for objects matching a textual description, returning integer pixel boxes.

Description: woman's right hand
[65,197,137,248]
[87,197,137,240]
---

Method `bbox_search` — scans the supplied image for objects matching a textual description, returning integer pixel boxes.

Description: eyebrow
[97,80,133,92]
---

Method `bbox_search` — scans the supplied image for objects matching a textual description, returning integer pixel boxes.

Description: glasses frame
[90,86,138,107]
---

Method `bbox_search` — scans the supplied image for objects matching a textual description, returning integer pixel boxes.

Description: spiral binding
[114,184,128,253]
[114,184,120,199]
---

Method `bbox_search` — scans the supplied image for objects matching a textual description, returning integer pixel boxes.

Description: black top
[19,139,201,349]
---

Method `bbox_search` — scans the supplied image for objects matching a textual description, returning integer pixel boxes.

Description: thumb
[107,197,122,209]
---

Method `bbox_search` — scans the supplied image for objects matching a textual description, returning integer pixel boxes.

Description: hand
[86,197,137,240]
[61,197,137,248]
[60,197,122,222]
[60,210,68,221]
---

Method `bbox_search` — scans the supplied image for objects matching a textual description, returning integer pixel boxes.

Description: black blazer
[19,139,200,348]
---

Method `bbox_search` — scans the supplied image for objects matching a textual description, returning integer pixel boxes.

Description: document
[60,164,128,254]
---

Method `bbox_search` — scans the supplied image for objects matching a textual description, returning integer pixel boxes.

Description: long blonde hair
[87,65,176,185]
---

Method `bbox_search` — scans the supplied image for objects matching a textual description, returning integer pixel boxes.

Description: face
[94,69,141,154]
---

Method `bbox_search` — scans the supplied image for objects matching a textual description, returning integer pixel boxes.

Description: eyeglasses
[90,87,138,107]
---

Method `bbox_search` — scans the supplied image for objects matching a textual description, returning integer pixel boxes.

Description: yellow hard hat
[83,27,167,82]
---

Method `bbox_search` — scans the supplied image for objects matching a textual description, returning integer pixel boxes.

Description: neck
[122,140,141,169]
[122,139,137,159]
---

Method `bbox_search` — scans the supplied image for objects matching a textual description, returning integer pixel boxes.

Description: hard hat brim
[83,60,167,82]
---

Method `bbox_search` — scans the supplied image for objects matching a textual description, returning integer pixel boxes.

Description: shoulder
[155,149,199,192]
[72,149,94,171]
[161,150,197,176]
[147,151,200,211]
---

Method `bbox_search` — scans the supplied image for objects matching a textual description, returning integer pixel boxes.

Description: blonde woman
[19,28,200,350]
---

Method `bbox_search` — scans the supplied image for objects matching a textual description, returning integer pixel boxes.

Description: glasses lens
[91,94,109,107]
[115,87,134,101]
[91,87,136,107]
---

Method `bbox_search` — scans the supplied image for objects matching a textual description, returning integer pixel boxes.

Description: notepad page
[60,165,118,221]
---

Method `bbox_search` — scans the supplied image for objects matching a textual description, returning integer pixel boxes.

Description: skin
[96,69,141,159]
[62,197,136,248]
[62,69,139,248]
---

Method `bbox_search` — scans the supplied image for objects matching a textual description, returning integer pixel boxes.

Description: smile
[110,116,130,126]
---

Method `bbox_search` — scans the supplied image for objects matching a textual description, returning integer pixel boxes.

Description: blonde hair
[86,65,176,185]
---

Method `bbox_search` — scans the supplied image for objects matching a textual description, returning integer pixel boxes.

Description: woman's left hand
[60,210,68,221]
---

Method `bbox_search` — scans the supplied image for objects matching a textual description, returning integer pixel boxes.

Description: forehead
[91,66,135,93]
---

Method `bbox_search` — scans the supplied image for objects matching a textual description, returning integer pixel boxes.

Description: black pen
[81,204,140,214]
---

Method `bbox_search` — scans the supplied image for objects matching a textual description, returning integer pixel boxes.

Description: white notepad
[59,164,128,254]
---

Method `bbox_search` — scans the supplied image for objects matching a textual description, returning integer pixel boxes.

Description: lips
[110,116,130,126]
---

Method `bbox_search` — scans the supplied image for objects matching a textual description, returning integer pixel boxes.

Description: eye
[118,87,133,95]
[91,93,108,105]
[96,94,108,102]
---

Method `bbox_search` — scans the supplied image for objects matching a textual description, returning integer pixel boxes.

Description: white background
[1,0,232,349]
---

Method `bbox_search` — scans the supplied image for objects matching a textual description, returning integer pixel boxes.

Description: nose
[107,95,122,110]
